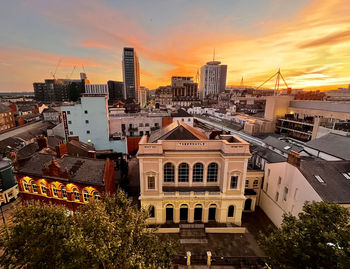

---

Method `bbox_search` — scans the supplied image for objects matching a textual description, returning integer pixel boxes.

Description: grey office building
[122,48,140,101]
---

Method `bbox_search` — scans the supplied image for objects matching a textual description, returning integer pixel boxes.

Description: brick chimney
[37,135,48,150]
[88,150,96,159]
[56,143,68,158]
[287,150,300,167]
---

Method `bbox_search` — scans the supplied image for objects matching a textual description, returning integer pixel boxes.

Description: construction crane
[256,68,289,92]
[68,65,77,79]
[50,58,63,80]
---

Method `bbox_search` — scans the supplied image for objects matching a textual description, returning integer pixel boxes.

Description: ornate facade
[137,121,259,226]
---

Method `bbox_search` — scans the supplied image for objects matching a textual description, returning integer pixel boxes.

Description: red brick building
[16,153,115,212]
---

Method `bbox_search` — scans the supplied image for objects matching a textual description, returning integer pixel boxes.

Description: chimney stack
[88,150,96,159]
[287,150,300,167]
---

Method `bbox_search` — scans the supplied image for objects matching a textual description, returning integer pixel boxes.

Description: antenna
[213,48,216,61]
[240,76,244,87]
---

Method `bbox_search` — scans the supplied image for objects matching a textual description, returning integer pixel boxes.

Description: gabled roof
[43,107,58,113]
[148,120,207,143]
[298,158,350,204]
[17,153,106,187]
[263,136,303,154]
[305,133,350,160]
[252,146,287,163]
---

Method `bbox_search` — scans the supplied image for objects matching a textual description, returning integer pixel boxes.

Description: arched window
[52,185,58,197]
[83,190,89,202]
[94,192,101,200]
[207,163,218,182]
[40,183,47,195]
[178,163,189,182]
[228,205,235,217]
[61,186,67,199]
[149,206,155,218]
[23,181,29,191]
[193,163,203,182]
[73,189,80,201]
[164,163,175,182]
[31,181,37,193]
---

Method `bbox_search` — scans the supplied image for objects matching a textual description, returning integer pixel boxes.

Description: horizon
[1,0,350,92]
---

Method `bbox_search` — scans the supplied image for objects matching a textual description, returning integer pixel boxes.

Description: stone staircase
[179,223,208,244]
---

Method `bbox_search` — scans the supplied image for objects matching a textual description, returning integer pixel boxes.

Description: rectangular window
[230,176,238,189]
[283,187,288,201]
[85,120,89,124]
[245,180,249,188]
[155,123,159,127]
[265,183,269,192]
[68,121,72,124]
[139,131,144,136]
[84,110,88,114]
[267,169,270,177]
[67,111,70,114]
[69,131,73,135]
[253,180,259,188]
[87,130,90,134]
[278,176,282,185]
[146,131,150,136]
[147,176,155,190]
[139,123,143,127]
[122,124,126,130]
[145,123,149,127]
[275,191,279,202]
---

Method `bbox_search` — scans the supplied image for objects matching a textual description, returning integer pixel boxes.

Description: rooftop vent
[314,175,325,183]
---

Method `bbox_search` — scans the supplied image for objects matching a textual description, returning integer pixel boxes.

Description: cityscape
[0,0,350,268]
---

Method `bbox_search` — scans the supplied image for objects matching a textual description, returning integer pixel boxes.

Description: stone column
[203,206,209,223]
[174,206,180,223]
[188,206,194,223]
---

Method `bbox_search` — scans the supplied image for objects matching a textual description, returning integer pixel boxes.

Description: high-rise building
[122,48,140,101]
[107,81,124,104]
[199,61,227,99]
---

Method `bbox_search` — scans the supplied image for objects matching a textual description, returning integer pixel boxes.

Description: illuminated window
[23,181,29,191]
[73,189,80,201]
[228,205,234,217]
[207,163,218,182]
[83,190,89,202]
[61,186,67,199]
[94,192,101,200]
[31,181,37,193]
[40,183,47,195]
[193,163,203,182]
[52,185,58,197]
[178,163,189,182]
[147,176,155,190]
[164,163,175,182]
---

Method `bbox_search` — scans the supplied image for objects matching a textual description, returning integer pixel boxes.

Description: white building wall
[260,162,322,227]
[61,96,126,153]
[172,116,193,126]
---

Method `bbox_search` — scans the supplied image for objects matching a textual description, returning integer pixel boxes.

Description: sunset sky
[1,0,350,92]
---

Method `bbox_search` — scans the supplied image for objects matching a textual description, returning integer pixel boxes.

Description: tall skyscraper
[122,47,140,101]
[199,61,227,99]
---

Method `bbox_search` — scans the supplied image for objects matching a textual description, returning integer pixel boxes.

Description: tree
[259,202,350,269]
[0,191,178,269]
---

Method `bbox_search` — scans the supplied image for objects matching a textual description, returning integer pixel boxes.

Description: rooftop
[252,145,287,163]
[290,100,350,114]
[17,153,107,187]
[305,133,350,160]
[298,158,350,204]
[0,103,11,114]
[171,109,192,118]
[263,136,303,154]
[149,121,208,143]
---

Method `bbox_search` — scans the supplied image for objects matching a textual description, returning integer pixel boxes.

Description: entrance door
[208,207,216,221]
[166,207,174,222]
[244,198,252,211]
[180,207,188,221]
[194,207,202,221]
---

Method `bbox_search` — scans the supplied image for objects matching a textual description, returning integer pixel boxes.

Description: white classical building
[137,121,260,226]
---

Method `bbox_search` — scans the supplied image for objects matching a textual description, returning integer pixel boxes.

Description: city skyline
[1,0,350,92]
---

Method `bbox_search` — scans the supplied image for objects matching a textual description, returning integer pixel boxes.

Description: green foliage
[259,202,350,269]
[0,191,178,269]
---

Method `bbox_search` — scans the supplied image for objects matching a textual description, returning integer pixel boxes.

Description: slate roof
[171,108,192,118]
[305,133,350,160]
[42,107,58,113]
[0,103,11,113]
[252,146,287,163]
[263,136,303,154]
[298,157,350,204]
[17,153,107,187]
[149,120,207,143]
